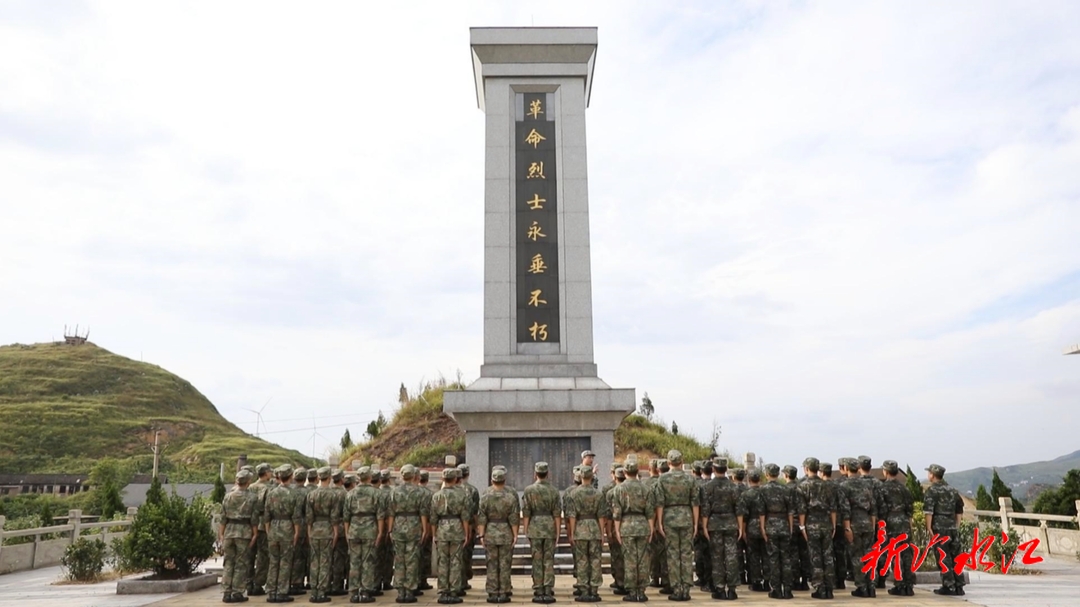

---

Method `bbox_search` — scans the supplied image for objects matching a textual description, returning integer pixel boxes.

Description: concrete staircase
[470,534,612,576]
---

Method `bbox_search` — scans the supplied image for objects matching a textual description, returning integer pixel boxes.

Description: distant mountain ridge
[946,449,1080,499]
[0,341,315,476]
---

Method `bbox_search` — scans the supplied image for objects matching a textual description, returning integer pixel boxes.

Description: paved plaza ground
[2,557,1077,607]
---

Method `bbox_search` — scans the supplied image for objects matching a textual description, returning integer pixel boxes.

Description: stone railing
[0,508,136,574]
[970,497,1080,558]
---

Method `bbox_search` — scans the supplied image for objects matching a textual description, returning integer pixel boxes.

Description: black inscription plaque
[515,92,560,343]
[489,436,590,492]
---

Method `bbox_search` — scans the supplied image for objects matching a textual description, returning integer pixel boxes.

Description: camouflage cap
[610,462,621,472]
[275,464,293,478]
[317,466,332,480]
[857,455,872,469]
[572,466,582,480]
[493,465,507,473]
[294,467,306,479]
[926,463,946,477]
[820,462,833,475]
[714,457,728,469]
[782,465,798,477]
[491,468,506,482]
[235,469,253,483]
[401,464,416,480]
[419,470,429,481]
[581,449,596,458]
[534,462,549,474]
[307,469,318,481]
[882,460,899,474]
[802,457,820,471]
[344,473,358,486]
[624,460,639,474]
[615,467,626,479]
[256,463,272,476]
[357,466,372,480]
[733,468,746,481]
[650,459,659,469]
[667,449,683,464]
[331,469,344,482]
[441,468,456,480]
[692,461,703,473]
[764,463,780,476]
[747,468,761,482]
[702,460,714,473]
[457,463,470,476]
[380,469,392,481]
[241,465,255,473]
[580,466,594,480]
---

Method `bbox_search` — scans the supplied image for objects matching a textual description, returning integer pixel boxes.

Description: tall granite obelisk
[444,27,635,489]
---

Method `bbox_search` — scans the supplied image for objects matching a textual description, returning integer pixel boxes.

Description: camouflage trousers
[935,526,964,590]
[708,528,739,589]
[832,524,848,585]
[421,537,433,585]
[435,540,464,595]
[484,542,514,595]
[529,538,556,592]
[663,527,694,593]
[745,531,766,586]
[222,538,253,595]
[572,539,602,592]
[291,534,309,588]
[763,528,793,590]
[331,527,348,591]
[308,538,333,599]
[621,535,651,592]
[650,532,667,585]
[791,525,811,584]
[379,536,394,589]
[394,538,421,592]
[248,530,268,591]
[609,537,626,588]
[883,530,914,589]
[693,531,711,586]
[849,527,874,590]
[347,538,378,594]
[462,535,475,581]
[804,519,835,590]
[266,535,295,597]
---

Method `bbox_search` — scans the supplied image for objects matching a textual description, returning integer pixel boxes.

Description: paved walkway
[0,565,176,606]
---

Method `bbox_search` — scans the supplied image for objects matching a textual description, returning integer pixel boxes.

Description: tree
[99,483,125,519]
[671,421,679,436]
[1032,469,1080,527]
[639,392,654,421]
[990,469,1024,512]
[365,411,388,440]
[905,465,924,503]
[975,484,995,510]
[144,475,165,508]
[340,429,353,451]
[39,499,56,527]
[709,419,722,452]
[399,383,408,405]
[211,475,227,504]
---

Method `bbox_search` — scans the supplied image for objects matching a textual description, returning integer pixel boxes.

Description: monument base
[445,382,634,490]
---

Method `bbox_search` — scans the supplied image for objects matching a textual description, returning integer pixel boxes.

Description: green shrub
[108,536,137,575]
[978,522,1022,573]
[61,537,108,582]
[115,494,215,578]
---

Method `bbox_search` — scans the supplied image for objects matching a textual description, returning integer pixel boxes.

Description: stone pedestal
[444,27,634,489]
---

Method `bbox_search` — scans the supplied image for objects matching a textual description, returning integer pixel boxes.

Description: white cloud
[2,1,1078,473]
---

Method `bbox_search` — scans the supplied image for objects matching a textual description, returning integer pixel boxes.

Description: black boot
[768,587,782,600]
[223,594,237,604]
[866,585,876,598]
[659,586,673,595]
[710,588,727,600]
[489,595,500,604]
[726,587,738,600]
[782,585,794,600]
[350,593,361,604]
[235,595,250,603]
[887,586,904,596]
[955,586,966,596]
[904,585,914,596]
[875,577,886,589]
[810,586,828,600]
[850,586,869,598]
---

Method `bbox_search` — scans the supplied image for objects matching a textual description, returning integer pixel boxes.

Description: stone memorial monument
[444,27,635,490]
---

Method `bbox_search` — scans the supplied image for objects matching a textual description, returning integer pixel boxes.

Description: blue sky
[2,1,1079,476]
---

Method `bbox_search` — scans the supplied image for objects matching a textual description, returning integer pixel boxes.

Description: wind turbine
[245,397,272,437]
[304,416,330,461]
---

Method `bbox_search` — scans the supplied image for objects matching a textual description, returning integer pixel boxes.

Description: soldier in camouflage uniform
[603,463,627,595]
[306,467,340,604]
[701,457,741,601]
[653,450,698,601]
[737,469,767,593]
[247,463,273,596]
[923,463,964,596]
[325,470,348,597]
[795,457,837,599]
[457,464,480,591]
[759,464,795,600]
[649,460,670,593]
[477,467,520,603]
[263,465,302,603]
[289,468,310,596]
[419,469,435,592]
[391,465,432,603]
[783,465,811,591]
[566,466,585,597]
[377,470,396,593]
[694,461,713,589]
[522,461,561,603]
[853,456,887,590]
[432,468,470,604]
[566,466,609,602]
[819,462,847,590]
[880,460,914,596]
[840,458,878,598]
[731,468,748,587]
[611,459,656,603]
[343,467,384,604]
[220,470,260,603]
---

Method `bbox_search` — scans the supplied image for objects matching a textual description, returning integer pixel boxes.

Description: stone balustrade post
[998,497,1013,533]
[1075,500,1080,530]
[126,507,138,521]
[744,452,756,471]
[69,509,82,544]
[0,514,6,563]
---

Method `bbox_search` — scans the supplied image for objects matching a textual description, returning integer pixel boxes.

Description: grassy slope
[342,381,713,469]
[945,449,1080,497]
[0,342,314,474]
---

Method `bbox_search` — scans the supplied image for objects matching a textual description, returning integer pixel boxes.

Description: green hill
[0,342,316,476]
[342,379,714,469]
[946,450,1080,498]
